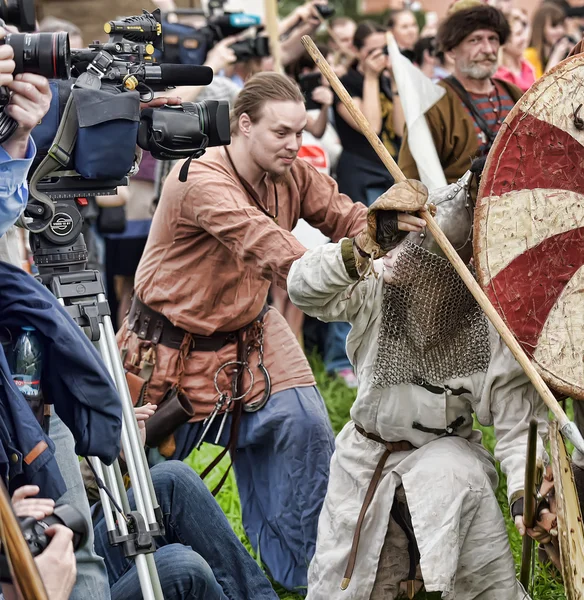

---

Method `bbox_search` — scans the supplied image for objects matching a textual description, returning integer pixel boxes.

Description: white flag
[387,34,447,191]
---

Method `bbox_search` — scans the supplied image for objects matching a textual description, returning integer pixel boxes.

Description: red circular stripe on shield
[475,54,584,400]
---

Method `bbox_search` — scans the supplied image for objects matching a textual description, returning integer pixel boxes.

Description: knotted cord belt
[342,425,414,590]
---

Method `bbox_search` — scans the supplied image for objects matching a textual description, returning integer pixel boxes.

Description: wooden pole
[519,418,539,590]
[300,35,584,449]
[0,480,48,600]
[264,0,282,74]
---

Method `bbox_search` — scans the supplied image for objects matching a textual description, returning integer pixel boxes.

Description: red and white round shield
[475,54,584,400]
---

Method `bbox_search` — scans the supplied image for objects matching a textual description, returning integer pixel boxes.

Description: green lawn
[185,355,566,599]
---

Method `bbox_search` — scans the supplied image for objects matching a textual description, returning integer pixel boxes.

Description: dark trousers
[169,386,335,594]
[93,461,278,600]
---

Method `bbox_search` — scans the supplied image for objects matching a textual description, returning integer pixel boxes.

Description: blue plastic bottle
[12,326,43,404]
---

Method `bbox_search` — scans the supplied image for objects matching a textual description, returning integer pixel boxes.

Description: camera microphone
[156,64,214,87]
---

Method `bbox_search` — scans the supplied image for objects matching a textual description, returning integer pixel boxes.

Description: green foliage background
[185,355,566,599]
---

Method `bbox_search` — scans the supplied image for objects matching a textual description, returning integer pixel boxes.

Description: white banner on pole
[387,34,447,191]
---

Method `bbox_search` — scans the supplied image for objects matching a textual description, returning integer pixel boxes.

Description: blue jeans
[170,386,335,594]
[49,412,111,600]
[324,321,352,373]
[93,461,277,600]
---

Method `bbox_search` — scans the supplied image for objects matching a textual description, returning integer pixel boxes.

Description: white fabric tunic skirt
[288,242,548,600]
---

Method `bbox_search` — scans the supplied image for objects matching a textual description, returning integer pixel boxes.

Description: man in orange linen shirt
[117,72,420,593]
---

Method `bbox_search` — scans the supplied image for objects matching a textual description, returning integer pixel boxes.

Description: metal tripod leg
[95,321,164,600]
[49,270,164,600]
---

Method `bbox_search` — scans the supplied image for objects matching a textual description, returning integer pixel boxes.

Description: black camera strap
[442,76,497,148]
[24,94,80,233]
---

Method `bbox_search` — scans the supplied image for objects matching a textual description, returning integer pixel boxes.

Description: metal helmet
[406,170,474,264]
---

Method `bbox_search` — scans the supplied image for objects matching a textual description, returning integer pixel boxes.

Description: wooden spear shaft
[264,0,282,74]
[519,418,539,590]
[300,35,584,452]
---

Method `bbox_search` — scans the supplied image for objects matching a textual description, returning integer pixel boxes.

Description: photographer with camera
[1,485,77,600]
[0,26,51,262]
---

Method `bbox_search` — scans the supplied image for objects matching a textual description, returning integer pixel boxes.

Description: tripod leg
[97,321,159,527]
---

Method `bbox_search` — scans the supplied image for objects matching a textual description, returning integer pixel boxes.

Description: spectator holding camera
[526,2,574,77]
[0,27,50,240]
[2,485,76,600]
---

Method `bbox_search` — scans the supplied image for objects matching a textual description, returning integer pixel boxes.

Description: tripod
[29,195,165,600]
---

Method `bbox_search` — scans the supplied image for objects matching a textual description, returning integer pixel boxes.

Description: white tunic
[288,242,548,600]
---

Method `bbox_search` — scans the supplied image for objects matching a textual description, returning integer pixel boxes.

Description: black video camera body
[160,9,268,66]
[25,7,231,234]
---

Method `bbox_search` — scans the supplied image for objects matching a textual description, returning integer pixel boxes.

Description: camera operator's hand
[34,525,77,600]
[204,36,238,75]
[3,73,51,159]
[140,96,182,110]
[363,49,388,78]
[294,1,327,27]
[0,36,15,87]
[11,485,55,520]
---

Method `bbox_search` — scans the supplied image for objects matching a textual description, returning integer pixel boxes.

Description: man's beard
[268,168,293,185]
[459,55,498,80]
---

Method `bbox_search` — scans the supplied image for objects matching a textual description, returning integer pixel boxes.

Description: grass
[184,354,566,599]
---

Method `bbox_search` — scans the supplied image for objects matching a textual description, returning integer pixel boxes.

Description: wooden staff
[300,35,584,453]
[519,418,539,590]
[264,0,282,73]
[0,479,48,600]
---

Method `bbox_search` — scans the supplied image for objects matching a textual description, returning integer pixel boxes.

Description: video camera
[22,7,229,236]
[9,4,230,282]
[160,0,269,66]
[0,502,89,583]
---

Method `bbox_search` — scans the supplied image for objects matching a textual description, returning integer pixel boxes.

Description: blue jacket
[0,261,122,484]
[0,343,66,499]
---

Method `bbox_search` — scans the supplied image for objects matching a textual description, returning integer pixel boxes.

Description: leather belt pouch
[145,387,194,448]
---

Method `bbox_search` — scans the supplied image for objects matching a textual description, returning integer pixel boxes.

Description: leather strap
[442,76,497,147]
[342,426,414,590]
[128,296,239,352]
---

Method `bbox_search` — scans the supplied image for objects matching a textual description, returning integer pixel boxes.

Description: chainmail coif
[372,241,491,387]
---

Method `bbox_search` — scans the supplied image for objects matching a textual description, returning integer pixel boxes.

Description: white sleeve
[287,239,383,324]
[475,330,549,503]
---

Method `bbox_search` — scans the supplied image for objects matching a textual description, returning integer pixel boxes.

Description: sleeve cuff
[509,488,524,510]
[0,138,36,194]
[341,238,359,280]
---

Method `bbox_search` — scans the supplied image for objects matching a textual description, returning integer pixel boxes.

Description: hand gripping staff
[299,35,584,455]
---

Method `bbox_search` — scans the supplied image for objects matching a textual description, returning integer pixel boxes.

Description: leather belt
[342,425,415,591]
[128,296,267,352]
[354,425,414,453]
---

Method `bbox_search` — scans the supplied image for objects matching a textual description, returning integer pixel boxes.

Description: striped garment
[465,80,516,155]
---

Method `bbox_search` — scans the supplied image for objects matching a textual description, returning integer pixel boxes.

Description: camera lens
[200,100,231,148]
[0,0,36,32]
[4,32,71,79]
